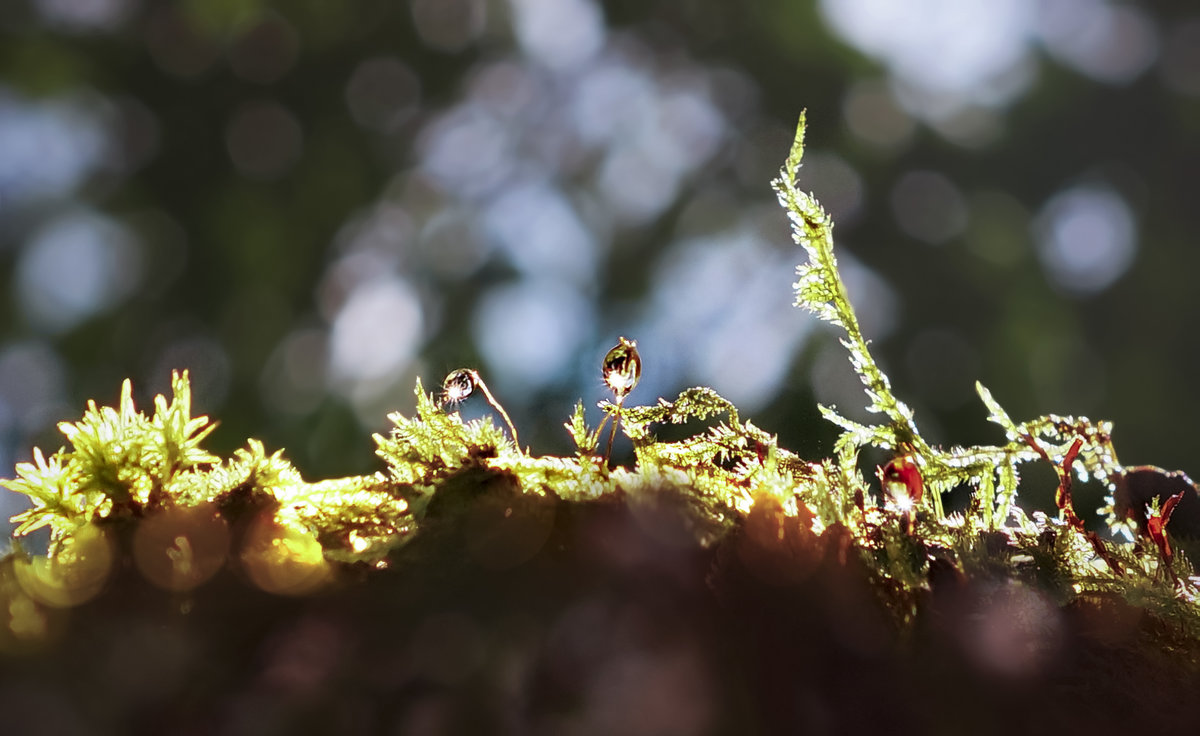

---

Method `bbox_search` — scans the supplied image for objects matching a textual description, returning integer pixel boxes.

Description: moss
[3,113,1200,729]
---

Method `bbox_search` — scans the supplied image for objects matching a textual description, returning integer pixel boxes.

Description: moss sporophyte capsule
[602,337,641,463]
[879,454,923,532]
[880,455,924,508]
[441,368,478,406]
[602,337,641,403]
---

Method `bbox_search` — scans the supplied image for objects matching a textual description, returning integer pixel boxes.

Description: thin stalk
[473,374,520,452]
[604,399,624,464]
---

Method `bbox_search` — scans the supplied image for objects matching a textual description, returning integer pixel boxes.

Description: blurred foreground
[0,487,1194,736]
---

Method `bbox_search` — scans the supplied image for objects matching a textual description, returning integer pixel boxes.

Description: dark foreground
[1,488,1196,736]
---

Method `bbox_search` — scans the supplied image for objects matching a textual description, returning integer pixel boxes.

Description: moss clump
[3,113,1200,668]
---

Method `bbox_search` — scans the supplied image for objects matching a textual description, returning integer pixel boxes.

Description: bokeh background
[2,0,1199,523]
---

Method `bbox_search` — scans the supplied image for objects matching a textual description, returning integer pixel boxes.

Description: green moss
[3,113,1199,650]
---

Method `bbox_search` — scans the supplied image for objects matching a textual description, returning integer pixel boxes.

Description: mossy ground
[3,113,1200,733]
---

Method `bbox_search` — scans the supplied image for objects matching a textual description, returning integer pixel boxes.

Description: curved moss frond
[773,113,924,454]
